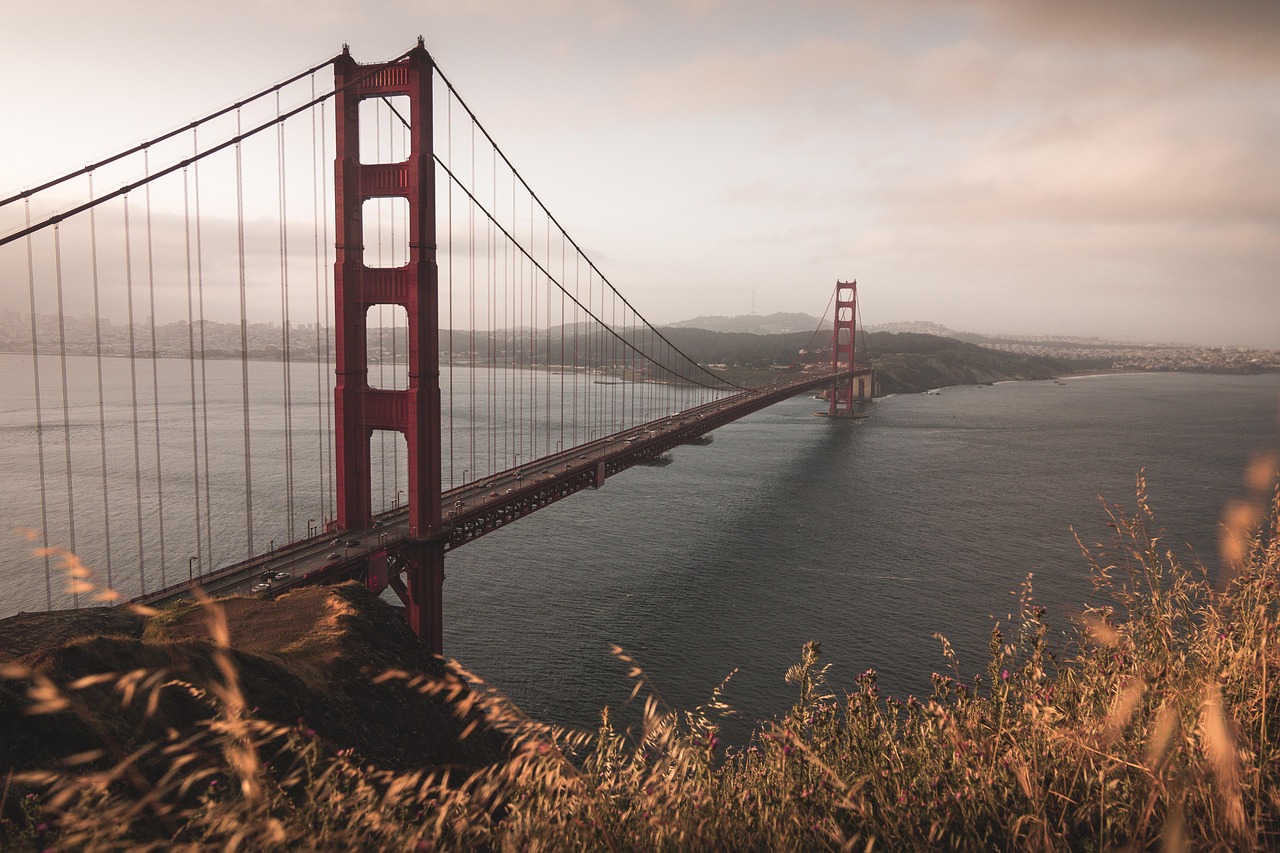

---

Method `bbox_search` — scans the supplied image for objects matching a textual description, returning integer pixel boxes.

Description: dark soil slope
[0,583,505,774]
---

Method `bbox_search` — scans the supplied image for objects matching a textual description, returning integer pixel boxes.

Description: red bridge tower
[333,41,445,653]
[828,280,873,416]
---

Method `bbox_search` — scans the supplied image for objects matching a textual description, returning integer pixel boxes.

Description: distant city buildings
[976,340,1280,373]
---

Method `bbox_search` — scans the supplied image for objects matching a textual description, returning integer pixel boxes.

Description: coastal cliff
[864,332,1086,394]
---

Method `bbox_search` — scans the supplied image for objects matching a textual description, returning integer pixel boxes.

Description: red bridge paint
[333,42,444,653]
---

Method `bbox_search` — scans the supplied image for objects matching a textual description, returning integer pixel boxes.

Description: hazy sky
[4,0,1278,347]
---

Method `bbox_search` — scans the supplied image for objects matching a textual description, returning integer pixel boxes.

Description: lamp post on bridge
[188,556,198,582]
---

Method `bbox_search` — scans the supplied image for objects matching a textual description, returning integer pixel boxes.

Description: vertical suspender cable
[584,264,592,440]
[88,176,115,589]
[277,91,296,541]
[25,201,53,609]
[182,165,205,582]
[506,175,512,461]
[525,191,532,459]
[545,213,551,457]
[610,295,617,431]
[489,147,496,473]
[193,131,215,572]
[235,110,256,558]
[123,196,148,594]
[52,226,78,607]
[312,77,329,529]
[468,118,476,482]
[559,232,565,454]
[507,181,514,463]
[573,254,580,447]
[447,93,455,488]
[143,152,168,587]
[534,210,541,451]
[514,178,521,462]
[321,101,335,526]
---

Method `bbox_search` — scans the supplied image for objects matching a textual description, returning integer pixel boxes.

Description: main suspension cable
[0,54,340,209]
[381,88,742,392]
[2,50,415,250]
[433,154,739,392]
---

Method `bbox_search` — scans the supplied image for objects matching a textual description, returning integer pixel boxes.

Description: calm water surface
[442,373,1280,740]
[2,363,1277,741]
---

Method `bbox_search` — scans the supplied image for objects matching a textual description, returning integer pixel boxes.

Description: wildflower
[1000,669,1010,682]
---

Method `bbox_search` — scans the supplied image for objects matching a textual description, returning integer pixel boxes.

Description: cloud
[881,102,1280,228]
[964,0,1280,70]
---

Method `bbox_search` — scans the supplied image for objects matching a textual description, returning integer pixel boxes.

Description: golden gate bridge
[0,39,873,653]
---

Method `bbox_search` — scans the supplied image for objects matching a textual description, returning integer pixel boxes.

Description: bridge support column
[829,280,859,417]
[405,541,445,655]
[334,41,445,651]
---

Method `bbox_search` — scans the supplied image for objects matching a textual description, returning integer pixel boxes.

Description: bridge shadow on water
[443,397,892,746]
[613,405,877,744]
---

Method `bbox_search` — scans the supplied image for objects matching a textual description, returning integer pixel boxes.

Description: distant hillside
[668,314,1184,349]
[863,332,1098,394]
[658,326,1099,394]
[663,312,824,335]
[664,314,966,337]
[863,320,962,337]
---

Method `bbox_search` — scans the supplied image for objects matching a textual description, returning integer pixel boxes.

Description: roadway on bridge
[137,368,862,609]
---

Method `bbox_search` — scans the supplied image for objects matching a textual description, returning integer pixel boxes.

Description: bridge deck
[135,367,870,608]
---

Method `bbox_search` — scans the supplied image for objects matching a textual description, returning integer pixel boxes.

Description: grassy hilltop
[2,464,1279,849]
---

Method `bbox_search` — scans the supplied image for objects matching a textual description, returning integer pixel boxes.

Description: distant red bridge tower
[829,280,874,416]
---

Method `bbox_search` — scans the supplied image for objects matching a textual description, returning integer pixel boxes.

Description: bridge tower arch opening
[333,41,445,652]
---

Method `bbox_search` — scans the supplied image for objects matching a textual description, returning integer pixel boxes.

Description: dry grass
[2,466,1279,850]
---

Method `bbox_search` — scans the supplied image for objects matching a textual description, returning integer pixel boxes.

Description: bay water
[2,354,1277,742]
[442,373,1280,740]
